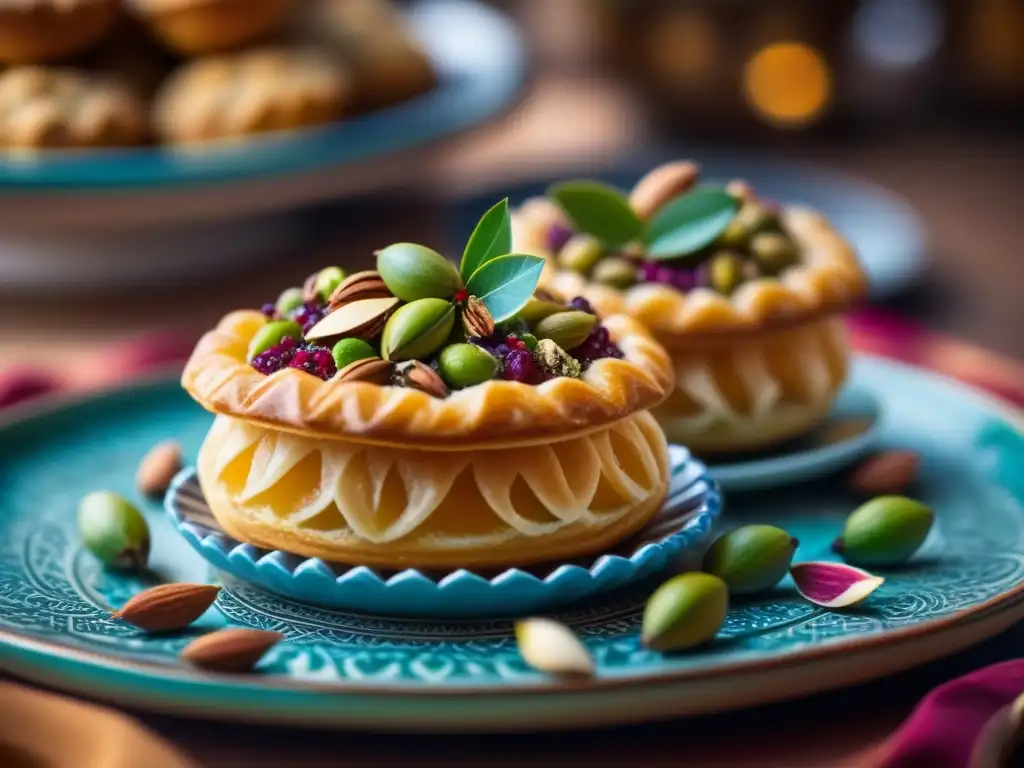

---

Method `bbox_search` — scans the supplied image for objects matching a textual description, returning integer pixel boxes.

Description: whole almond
[461,295,495,338]
[629,160,700,221]
[335,357,394,385]
[137,440,182,497]
[328,270,392,311]
[396,360,449,398]
[848,450,920,496]
[181,628,283,673]
[113,583,220,632]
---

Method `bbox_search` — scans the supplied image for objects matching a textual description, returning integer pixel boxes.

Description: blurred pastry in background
[127,0,294,56]
[297,0,437,111]
[0,66,148,150]
[153,47,353,145]
[0,0,120,64]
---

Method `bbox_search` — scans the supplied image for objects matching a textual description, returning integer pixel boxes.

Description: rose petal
[789,561,884,608]
[515,618,594,678]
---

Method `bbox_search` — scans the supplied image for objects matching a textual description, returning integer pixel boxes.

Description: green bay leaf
[465,254,545,322]
[549,181,642,247]
[460,198,512,283]
[643,188,739,261]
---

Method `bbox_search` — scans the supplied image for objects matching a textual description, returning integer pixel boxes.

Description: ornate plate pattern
[165,447,720,618]
[1,356,1024,731]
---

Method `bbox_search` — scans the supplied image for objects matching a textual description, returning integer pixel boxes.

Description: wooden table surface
[2,5,1024,764]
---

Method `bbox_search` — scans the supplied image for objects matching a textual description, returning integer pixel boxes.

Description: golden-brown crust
[128,0,293,56]
[0,66,148,149]
[182,310,674,449]
[153,47,351,144]
[538,205,867,347]
[0,0,118,65]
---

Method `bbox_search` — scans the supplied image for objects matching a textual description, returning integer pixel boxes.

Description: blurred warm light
[742,42,831,128]
[645,10,719,89]
[853,0,943,69]
[969,0,1024,93]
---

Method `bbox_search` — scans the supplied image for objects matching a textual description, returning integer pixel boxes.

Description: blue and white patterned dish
[705,385,883,493]
[165,450,721,618]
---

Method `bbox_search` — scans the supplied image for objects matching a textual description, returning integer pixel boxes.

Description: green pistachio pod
[533,338,581,379]
[707,251,745,295]
[717,201,778,247]
[702,524,798,595]
[78,491,150,571]
[833,496,934,567]
[519,332,539,351]
[275,287,305,317]
[377,243,461,302]
[533,310,597,352]
[750,232,798,275]
[516,295,568,327]
[381,298,456,361]
[331,338,378,371]
[315,267,346,301]
[592,257,637,289]
[438,343,499,389]
[557,234,603,275]
[247,320,302,362]
[642,572,728,653]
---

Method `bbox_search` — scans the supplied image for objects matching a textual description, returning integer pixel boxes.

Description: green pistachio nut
[247,319,302,362]
[592,257,638,289]
[519,332,539,352]
[557,234,603,275]
[833,496,934,567]
[717,201,778,247]
[533,310,597,352]
[707,251,745,295]
[78,491,150,571]
[702,524,798,595]
[381,298,456,361]
[516,294,570,326]
[750,232,798,275]
[315,266,346,301]
[377,243,461,302]
[642,572,728,653]
[438,343,499,389]
[331,338,378,370]
[275,287,305,317]
[533,338,582,379]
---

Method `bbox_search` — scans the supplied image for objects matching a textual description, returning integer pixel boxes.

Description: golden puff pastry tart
[127,0,294,56]
[153,47,352,145]
[0,66,148,150]
[515,160,867,456]
[0,0,119,65]
[182,205,674,570]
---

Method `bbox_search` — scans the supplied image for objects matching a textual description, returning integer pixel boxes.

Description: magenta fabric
[874,660,1024,767]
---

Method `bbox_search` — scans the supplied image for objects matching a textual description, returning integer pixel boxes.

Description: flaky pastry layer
[525,204,866,345]
[182,311,673,449]
[198,410,669,569]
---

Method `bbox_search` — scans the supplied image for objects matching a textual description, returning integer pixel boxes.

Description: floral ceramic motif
[1,358,1024,728]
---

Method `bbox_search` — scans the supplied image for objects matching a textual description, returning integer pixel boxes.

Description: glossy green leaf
[465,254,546,322]
[460,199,512,283]
[549,181,643,246]
[643,188,740,261]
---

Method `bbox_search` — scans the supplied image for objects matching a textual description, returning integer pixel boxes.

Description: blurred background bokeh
[1,0,1022,401]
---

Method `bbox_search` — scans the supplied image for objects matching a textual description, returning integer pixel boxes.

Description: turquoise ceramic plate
[1,356,1024,731]
[705,386,883,492]
[0,0,525,191]
[164,450,720,619]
